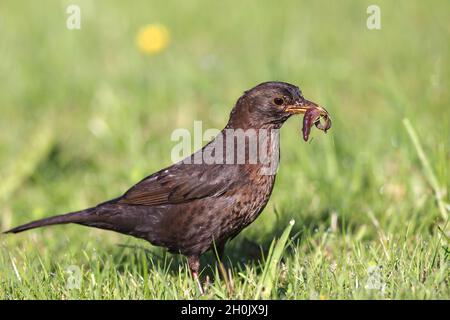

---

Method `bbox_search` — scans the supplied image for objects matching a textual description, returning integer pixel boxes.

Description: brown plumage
[4,81,331,293]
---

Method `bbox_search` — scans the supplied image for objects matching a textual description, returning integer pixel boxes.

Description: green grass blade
[403,118,448,220]
[255,219,295,299]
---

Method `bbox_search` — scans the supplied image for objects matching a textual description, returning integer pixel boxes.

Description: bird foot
[192,271,205,295]
[188,255,205,295]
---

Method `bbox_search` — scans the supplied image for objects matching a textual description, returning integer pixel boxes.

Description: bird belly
[153,174,276,256]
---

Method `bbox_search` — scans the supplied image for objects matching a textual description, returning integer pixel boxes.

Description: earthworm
[302,107,332,141]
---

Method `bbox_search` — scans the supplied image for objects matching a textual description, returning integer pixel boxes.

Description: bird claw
[302,106,332,141]
[192,271,205,295]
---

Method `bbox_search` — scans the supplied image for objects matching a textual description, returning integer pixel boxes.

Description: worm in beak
[286,99,332,141]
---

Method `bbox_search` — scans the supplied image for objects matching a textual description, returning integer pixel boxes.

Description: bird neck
[197,126,280,175]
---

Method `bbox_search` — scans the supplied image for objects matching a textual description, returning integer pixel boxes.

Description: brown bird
[4,81,331,293]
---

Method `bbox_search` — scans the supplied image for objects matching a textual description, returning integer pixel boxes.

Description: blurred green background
[0,0,448,299]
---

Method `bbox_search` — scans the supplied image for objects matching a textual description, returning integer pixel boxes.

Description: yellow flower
[136,24,170,54]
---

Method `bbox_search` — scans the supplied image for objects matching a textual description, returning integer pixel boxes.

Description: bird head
[227,81,331,134]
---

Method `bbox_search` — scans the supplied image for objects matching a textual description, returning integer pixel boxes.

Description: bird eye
[273,97,284,106]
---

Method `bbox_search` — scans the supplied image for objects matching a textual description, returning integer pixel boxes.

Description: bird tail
[3,208,96,234]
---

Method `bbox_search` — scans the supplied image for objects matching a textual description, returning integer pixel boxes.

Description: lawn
[0,0,448,299]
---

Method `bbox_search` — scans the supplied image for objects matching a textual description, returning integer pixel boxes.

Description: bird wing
[118,163,239,206]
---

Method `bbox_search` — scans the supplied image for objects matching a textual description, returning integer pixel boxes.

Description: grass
[0,0,449,299]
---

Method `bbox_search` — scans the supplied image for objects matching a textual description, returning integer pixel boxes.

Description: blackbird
[4,81,331,293]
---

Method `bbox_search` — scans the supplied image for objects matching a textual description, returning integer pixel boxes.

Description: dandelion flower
[136,24,170,54]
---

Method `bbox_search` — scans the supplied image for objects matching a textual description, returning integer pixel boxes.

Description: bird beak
[285,99,327,115]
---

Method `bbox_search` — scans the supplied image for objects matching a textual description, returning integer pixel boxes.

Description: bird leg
[188,255,204,295]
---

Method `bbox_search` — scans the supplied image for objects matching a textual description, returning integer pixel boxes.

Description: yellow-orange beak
[285,99,327,115]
